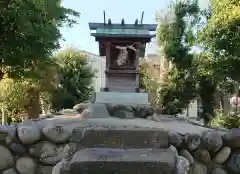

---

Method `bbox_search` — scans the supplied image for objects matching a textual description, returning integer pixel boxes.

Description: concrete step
[68,148,176,174]
[92,92,150,105]
[70,126,169,148]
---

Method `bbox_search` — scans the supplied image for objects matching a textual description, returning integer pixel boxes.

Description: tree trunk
[186,105,189,118]
[26,86,40,119]
[40,97,47,115]
[0,70,4,81]
[234,82,239,115]
[40,95,51,115]
[199,76,216,126]
[221,93,231,116]
[214,88,221,109]
[1,106,7,125]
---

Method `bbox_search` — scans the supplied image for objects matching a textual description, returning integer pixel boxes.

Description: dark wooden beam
[97,39,147,57]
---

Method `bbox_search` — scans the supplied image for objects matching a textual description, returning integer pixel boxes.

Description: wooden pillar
[106,42,111,70]
[135,42,141,89]
[105,42,111,90]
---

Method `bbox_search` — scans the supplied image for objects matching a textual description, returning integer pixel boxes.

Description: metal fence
[86,52,106,92]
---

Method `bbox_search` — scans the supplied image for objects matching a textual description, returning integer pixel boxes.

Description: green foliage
[193,53,218,123]
[139,62,161,106]
[195,0,240,125]
[155,0,232,124]
[156,0,200,114]
[157,0,199,69]
[0,79,26,109]
[212,110,240,129]
[159,68,198,114]
[0,0,79,79]
[199,0,240,81]
[51,48,94,111]
[0,78,27,122]
[199,75,217,124]
[0,0,80,122]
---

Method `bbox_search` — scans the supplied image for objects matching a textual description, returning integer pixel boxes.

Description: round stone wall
[0,114,239,174]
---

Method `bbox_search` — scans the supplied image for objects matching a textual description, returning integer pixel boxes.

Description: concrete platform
[70,126,169,148]
[92,92,150,105]
[80,103,111,118]
[69,148,176,174]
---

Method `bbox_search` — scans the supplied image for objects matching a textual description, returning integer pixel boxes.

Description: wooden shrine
[89,12,157,92]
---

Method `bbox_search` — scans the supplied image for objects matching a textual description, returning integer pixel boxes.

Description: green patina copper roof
[89,23,157,38]
[96,28,150,35]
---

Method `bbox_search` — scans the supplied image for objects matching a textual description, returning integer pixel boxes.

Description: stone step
[67,148,176,174]
[70,126,169,148]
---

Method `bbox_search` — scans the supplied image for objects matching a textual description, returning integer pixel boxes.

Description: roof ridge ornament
[103,11,106,25]
[108,19,112,26]
[102,11,144,26]
[135,19,138,25]
[121,19,125,26]
[140,11,144,24]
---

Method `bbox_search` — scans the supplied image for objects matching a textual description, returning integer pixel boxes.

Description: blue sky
[60,0,209,55]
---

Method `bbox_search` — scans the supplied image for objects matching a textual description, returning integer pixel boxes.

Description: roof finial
[103,11,106,25]
[135,19,138,25]
[108,18,112,25]
[140,11,144,24]
[121,18,125,25]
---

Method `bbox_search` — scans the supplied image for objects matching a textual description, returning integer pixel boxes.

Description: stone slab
[92,92,150,105]
[69,148,176,174]
[70,126,169,148]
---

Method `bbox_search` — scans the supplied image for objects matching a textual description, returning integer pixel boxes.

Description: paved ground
[27,115,214,135]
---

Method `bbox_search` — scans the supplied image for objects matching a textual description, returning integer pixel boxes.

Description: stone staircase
[60,126,176,174]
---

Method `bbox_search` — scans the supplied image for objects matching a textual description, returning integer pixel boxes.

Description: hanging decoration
[114,43,139,66]
[101,42,140,66]
[115,45,138,66]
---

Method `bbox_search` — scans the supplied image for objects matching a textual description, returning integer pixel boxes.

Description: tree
[199,0,240,81]
[199,0,240,118]
[0,65,60,123]
[0,78,28,124]
[188,51,220,124]
[0,0,79,80]
[139,61,162,106]
[156,0,200,115]
[156,0,240,125]
[0,1,80,122]
[50,48,94,111]
[154,0,240,125]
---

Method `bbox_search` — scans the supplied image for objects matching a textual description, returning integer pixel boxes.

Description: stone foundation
[0,110,240,174]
